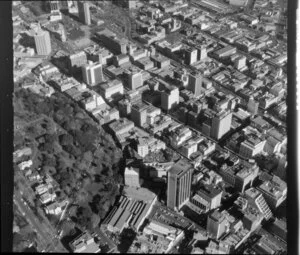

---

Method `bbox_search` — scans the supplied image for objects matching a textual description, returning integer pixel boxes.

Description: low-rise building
[17,160,33,171]
[257,175,287,210]
[13,147,32,161]
[103,187,157,233]
[143,220,184,253]
[33,62,59,77]
[49,75,79,92]
[39,192,56,204]
[69,231,100,253]
[150,54,170,69]
[268,218,287,241]
[244,188,273,220]
[190,185,222,212]
[93,107,120,126]
[135,57,154,70]
[219,162,259,192]
[99,79,124,100]
[205,240,231,254]
[84,45,113,64]
[170,126,193,148]
[45,200,67,215]
[239,136,266,159]
[124,167,141,187]
[109,118,135,137]
[136,136,166,158]
[253,235,284,254]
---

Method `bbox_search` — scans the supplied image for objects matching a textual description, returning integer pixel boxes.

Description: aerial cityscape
[12,0,287,253]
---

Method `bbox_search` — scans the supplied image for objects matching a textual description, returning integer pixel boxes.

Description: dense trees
[15,89,124,231]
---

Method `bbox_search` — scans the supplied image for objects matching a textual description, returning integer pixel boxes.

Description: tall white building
[167,159,193,210]
[211,111,232,140]
[185,47,198,65]
[124,67,143,90]
[198,47,207,61]
[78,1,91,25]
[34,29,52,56]
[161,87,179,111]
[82,61,104,86]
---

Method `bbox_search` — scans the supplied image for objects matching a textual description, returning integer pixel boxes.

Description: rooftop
[99,79,122,90]
[109,118,135,133]
[132,102,149,112]
[123,186,156,202]
[259,176,287,197]
[69,231,100,253]
[168,159,193,177]
[198,184,222,198]
[209,210,225,222]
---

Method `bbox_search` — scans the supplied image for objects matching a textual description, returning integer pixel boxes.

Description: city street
[11,0,288,254]
[13,190,67,253]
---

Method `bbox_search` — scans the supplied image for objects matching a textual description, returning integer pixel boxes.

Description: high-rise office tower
[185,47,198,65]
[199,47,207,61]
[82,61,104,86]
[34,29,52,56]
[167,159,193,210]
[207,211,228,239]
[161,86,179,111]
[131,102,148,127]
[127,68,143,90]
[234,56,246,70]
[188,73,202,97]
[247,97,259,115]
[78,1,91,25]
[49,0,60,12]
[211,110,232,140]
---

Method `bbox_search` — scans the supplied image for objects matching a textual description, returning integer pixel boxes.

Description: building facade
[131,103,148,127]
[82,61,104,86]
[161,87,179,111]
[167,159,193,210]
[207,210,228,240]
[34,30,52,55]
[78,1,91,25]
[188,73,202,97]
[211,111,232,140]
